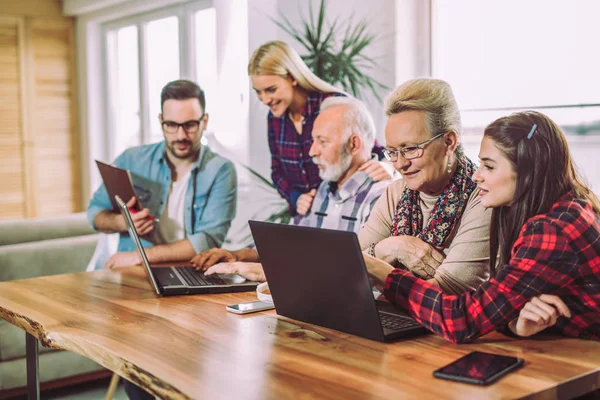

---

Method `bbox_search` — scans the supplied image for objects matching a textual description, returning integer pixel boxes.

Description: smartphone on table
[433,351,524,386]
[226,301,275,314]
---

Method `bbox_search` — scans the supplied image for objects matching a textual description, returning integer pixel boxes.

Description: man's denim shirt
[87,142,237,261]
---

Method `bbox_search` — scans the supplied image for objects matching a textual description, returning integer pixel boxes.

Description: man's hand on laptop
[125,196,156,236]
[205,262,266,282]
[190,248,238,271]
[104,251,142,269]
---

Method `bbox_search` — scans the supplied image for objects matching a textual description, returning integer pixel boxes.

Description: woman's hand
[205,262,266,282]
[508,294,571,337]
[190,248,237,271]
[363,253,394,288]
[374,236,444,279]
[358,160,393,182]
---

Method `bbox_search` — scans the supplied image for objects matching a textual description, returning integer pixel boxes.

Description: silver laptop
[115,195,258,296]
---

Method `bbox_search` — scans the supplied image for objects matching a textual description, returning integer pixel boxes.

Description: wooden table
[1,268,599,400]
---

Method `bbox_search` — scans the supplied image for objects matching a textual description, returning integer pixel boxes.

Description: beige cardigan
[358,179,492,295]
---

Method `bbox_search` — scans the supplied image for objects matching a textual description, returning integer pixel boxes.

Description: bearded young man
[87,79,237,270]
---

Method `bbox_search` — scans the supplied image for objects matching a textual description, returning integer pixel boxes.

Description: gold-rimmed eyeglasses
[382,132,446,161]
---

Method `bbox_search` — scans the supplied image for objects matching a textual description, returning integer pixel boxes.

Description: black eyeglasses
[382,132,446,161]
[161,114,205,134]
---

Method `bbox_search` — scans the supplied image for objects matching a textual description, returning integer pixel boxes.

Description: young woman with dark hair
[365,110,600,342]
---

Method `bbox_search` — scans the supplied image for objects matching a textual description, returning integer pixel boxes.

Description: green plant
[272,0,388,100]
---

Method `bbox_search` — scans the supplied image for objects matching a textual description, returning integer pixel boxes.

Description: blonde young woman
[248,40,390,217]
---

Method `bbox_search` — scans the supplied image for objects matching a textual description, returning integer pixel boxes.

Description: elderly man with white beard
[189,96,393,281]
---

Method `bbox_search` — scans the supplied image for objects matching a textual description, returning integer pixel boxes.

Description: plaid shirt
[297,168,390,233]
[268,92,343,211]
[268,92,384,213]
[384,192,600,343]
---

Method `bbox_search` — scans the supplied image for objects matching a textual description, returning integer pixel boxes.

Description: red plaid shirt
[384,192,600,343]
[268,92,384,212]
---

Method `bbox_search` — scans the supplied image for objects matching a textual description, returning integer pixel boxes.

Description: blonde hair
[385,78,464,161]
[248,40,343,94]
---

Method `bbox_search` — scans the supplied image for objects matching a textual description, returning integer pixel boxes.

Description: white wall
[213,0,250,165]
[247,0,278,178]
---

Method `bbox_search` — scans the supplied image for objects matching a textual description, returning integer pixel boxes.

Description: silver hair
[319,96,375,157]
[384,78,465,161]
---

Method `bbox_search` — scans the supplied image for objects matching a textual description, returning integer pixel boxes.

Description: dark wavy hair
[484,111,600,275]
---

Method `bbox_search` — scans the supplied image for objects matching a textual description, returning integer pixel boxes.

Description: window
[146,16,180,143]
[432,0,600,137]
[102,1,217,160]
[195,7,218,117]
[431,0,600,191]
[105,25,140,158]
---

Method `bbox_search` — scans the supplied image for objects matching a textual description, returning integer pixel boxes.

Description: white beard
[313,145,352,182]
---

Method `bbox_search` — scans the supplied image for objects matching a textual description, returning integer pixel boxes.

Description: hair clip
[527,124,537,140]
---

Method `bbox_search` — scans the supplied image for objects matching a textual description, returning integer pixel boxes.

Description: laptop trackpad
[218,273,247,284]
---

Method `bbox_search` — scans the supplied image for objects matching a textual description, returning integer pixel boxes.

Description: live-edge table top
[1,268,599,399]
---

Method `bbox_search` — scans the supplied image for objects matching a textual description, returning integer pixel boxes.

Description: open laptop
[249,221,429,342]
[115,195,258,296]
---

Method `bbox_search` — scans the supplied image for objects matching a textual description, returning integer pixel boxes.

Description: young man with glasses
[87,79,237,270]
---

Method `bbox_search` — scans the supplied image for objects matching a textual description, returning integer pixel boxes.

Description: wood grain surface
[1,268,599,399]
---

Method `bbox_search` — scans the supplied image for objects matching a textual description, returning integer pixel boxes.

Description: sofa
[0,213,108,396]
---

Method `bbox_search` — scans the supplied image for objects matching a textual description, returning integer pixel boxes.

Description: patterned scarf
[390,158,477,247]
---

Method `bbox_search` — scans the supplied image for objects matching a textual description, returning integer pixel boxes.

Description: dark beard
[167,140,199,160]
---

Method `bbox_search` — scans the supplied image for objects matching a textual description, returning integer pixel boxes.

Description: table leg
[26,332,40,400]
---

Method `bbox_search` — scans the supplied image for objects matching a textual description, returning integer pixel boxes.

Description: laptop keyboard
[378,312,421,331]
[175,266,226,287]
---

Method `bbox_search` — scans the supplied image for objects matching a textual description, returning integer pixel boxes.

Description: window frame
[101,0,212,159]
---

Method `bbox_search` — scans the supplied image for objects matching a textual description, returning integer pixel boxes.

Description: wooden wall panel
[0,5,79,220]
[0,0,63,18]
[29,18,80,217]
[0,19,26,220]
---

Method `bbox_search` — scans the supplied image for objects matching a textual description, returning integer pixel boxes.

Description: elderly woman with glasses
[359,78,492,295]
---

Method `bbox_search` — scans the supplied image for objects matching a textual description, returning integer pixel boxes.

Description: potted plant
[272,0,388,100]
